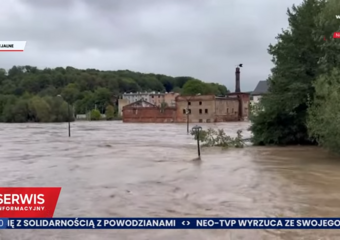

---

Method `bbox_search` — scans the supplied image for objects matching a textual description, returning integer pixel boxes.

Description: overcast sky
[1,0,303,91]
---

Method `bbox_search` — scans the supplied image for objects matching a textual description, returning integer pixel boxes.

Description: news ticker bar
[1,218,340,229]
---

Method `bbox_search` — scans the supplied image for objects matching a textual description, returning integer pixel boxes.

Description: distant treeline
[0,66,229,122]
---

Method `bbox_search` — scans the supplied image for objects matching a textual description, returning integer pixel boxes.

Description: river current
[0,121,340,239]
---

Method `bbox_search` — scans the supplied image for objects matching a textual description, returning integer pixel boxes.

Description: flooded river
[1,121,340,239]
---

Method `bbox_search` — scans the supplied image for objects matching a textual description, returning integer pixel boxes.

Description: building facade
[251,80,268,114]
[175,95,216,123]
[175,94,247,123]
[251,80,268,104]
[122,99,176,123]
[122,67,250,123]
[163,92,178,107]
[121,92,179,111]
[122,92,152,103]
[118,98,129,116]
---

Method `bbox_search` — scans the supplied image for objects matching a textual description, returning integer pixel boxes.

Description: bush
[105,105,114,120]
[90,109,101,120]
[190,128,244,148]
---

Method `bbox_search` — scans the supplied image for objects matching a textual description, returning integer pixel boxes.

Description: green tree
[105,105,114,120]
[172,87,181,93]
[61,83,80,104]
[94,87,111,113]
[307,0,340,152]
[0,68,6,85]
[250,0,325,145]
[12,99,29,122]
[0,64,224,122]
[90,109,101,120]
[307,68,340,152]
[28,96,52,122]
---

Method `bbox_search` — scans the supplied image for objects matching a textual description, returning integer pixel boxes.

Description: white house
[251,80,268,113]
[122,92,153,103]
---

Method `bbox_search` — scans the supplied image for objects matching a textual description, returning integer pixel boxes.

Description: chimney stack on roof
[235,65,241,92]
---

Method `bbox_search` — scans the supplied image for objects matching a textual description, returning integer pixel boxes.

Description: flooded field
[1,121,340,239]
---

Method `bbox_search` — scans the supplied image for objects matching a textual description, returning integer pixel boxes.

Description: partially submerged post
[192,125,202,158]
[186,105,190,134]
[57,94,71,137]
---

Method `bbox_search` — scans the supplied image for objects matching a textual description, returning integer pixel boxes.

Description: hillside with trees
[250,0,340,153]
[0,66,228,122]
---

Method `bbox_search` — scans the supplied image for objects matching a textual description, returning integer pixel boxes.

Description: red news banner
[0,187,61,218]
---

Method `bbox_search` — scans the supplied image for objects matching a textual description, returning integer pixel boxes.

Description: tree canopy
[306,0,340,152]
[0,66,228,122]
[181,79,229,96]
[250,0,325,145]
[250,0,340,153]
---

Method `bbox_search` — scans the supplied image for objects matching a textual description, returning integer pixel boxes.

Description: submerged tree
[191,128,245,148]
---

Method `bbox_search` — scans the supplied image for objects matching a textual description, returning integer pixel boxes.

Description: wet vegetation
[250,0,340,153]
[191,128,245,148]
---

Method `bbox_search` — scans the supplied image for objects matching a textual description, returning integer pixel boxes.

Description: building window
[152,95,154,98]
[188,109,191,114]
[199,109,202,114]
[199,101,202,105]
[183,109,186,114]
[205,109,208,113]
[188,102,191,105]
[199,119,202,123]
[133,109,138,114]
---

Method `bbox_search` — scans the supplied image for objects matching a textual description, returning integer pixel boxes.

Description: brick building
[176,95,217,123]
[120,92,179,117]
[175,95,243,123]
[149,92,179,107]
[122,66,249,123]
[122,99,176,123]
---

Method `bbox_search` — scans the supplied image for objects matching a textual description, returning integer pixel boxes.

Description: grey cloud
[2,0,303,91]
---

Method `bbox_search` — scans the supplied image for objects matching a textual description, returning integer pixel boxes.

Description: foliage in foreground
[306,0,340,153]
[191,128,245,148]
[307,68,340,153]
[250,0,325,145]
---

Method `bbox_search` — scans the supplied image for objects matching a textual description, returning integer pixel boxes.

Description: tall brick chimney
[235,67,240,92]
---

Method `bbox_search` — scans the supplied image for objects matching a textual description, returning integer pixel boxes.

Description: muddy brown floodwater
[1,121,340,239]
